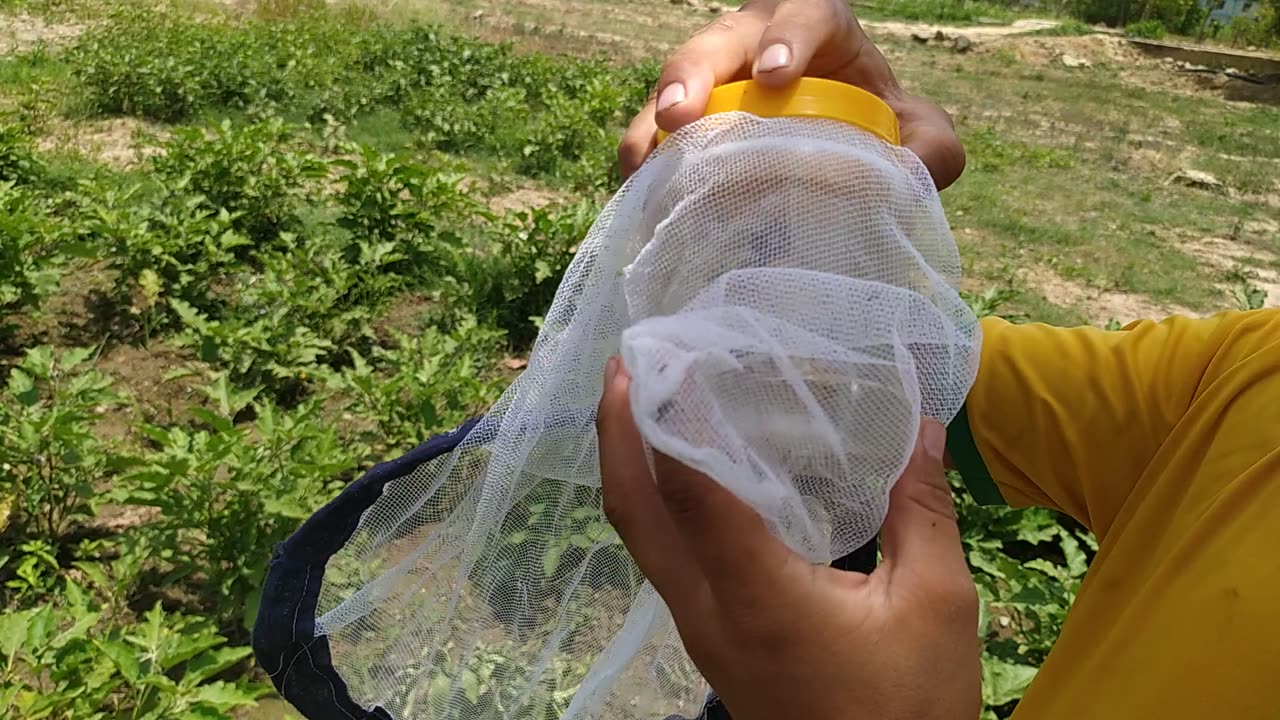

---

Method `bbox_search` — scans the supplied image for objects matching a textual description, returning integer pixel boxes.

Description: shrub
[332,144,479,281]
[870,0,1015,24]
[326,318,506,452]
[69,7,350,121]
[151,118,328,245]
[1124,20,1168,39]
[93,186,252,336]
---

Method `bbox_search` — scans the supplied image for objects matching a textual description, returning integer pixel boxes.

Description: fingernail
[655,82,685,113]
[921,419,946,462]
[604,355,619,384]
[756,43,792,74]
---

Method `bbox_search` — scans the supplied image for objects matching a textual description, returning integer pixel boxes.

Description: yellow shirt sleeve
[960,309,1279,538]
[957,308,1280,718]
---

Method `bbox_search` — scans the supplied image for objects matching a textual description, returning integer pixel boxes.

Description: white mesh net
[314,112,982,720]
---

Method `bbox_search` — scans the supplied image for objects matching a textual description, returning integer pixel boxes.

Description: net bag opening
[253,79,982,720]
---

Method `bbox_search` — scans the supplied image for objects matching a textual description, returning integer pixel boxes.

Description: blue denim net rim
[251,418,480,720]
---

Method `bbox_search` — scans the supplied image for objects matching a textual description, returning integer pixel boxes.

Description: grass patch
[861,0,1017,24]
[1184,106,1280,161]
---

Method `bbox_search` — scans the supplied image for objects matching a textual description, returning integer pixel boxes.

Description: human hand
[596,356,981,720]
[618,0,965,190]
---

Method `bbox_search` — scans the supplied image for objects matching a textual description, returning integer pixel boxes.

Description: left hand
[596,355,982,720]
[617,0,966,189]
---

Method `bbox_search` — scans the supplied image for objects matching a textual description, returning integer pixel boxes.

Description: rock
[911,31,931,44]
[952,35,972,53]
[1060,54,1092,68]
[1165,169,1225,192]
[706,0,726,12]
[934,29,947,41]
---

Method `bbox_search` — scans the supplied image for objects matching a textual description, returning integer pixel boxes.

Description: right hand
[596,357,982,720]
[618,0,965,190]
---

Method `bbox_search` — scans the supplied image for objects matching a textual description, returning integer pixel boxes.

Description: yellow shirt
[955,309,1280,718]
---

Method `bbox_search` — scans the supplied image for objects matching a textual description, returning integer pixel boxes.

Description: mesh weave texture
[313,112,982,720]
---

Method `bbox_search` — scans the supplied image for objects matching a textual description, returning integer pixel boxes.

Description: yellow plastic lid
[655,77,900,146]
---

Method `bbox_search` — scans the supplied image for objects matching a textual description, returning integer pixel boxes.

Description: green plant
[1124,19,1168,39]
[0,346,126,541]
[332,144,478,281]
[1225,5,1280,47]
[1233,280,1267,311]
[963,286,1021,320]
[1,540,60,600]
[123,377,362,628]
[69,6,326,122]
[453,201,594,348]
[0,121,46,185]
[0,583,266,719]
[0,181,64,336]
[951,476,1095,717]
[93,188,252,337]
[169,296,335,401]
[326,318,505,452]
[152,118,328,244]
[505,497,623,580]
[867,0,1015,24]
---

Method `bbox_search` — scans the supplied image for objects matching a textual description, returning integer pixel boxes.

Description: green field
[0,0,1276,718]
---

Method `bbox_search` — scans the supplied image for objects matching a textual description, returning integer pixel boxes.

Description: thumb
[878,419,968,585]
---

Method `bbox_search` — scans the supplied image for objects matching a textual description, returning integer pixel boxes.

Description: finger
[618,101,659,180]
[649,446,800,597]
[752,0,858,87]
[755,2,900,96]
[751,4,966,188]
[892,95,967,190]
[878,419,970,591]
[596,357,702,605]
[652,9,770,133]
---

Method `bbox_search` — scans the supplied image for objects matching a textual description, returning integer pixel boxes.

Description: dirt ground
[37,117,169,167]
[0,13,84,55]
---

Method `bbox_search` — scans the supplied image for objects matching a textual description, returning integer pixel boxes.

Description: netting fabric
[313,112,982,720]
